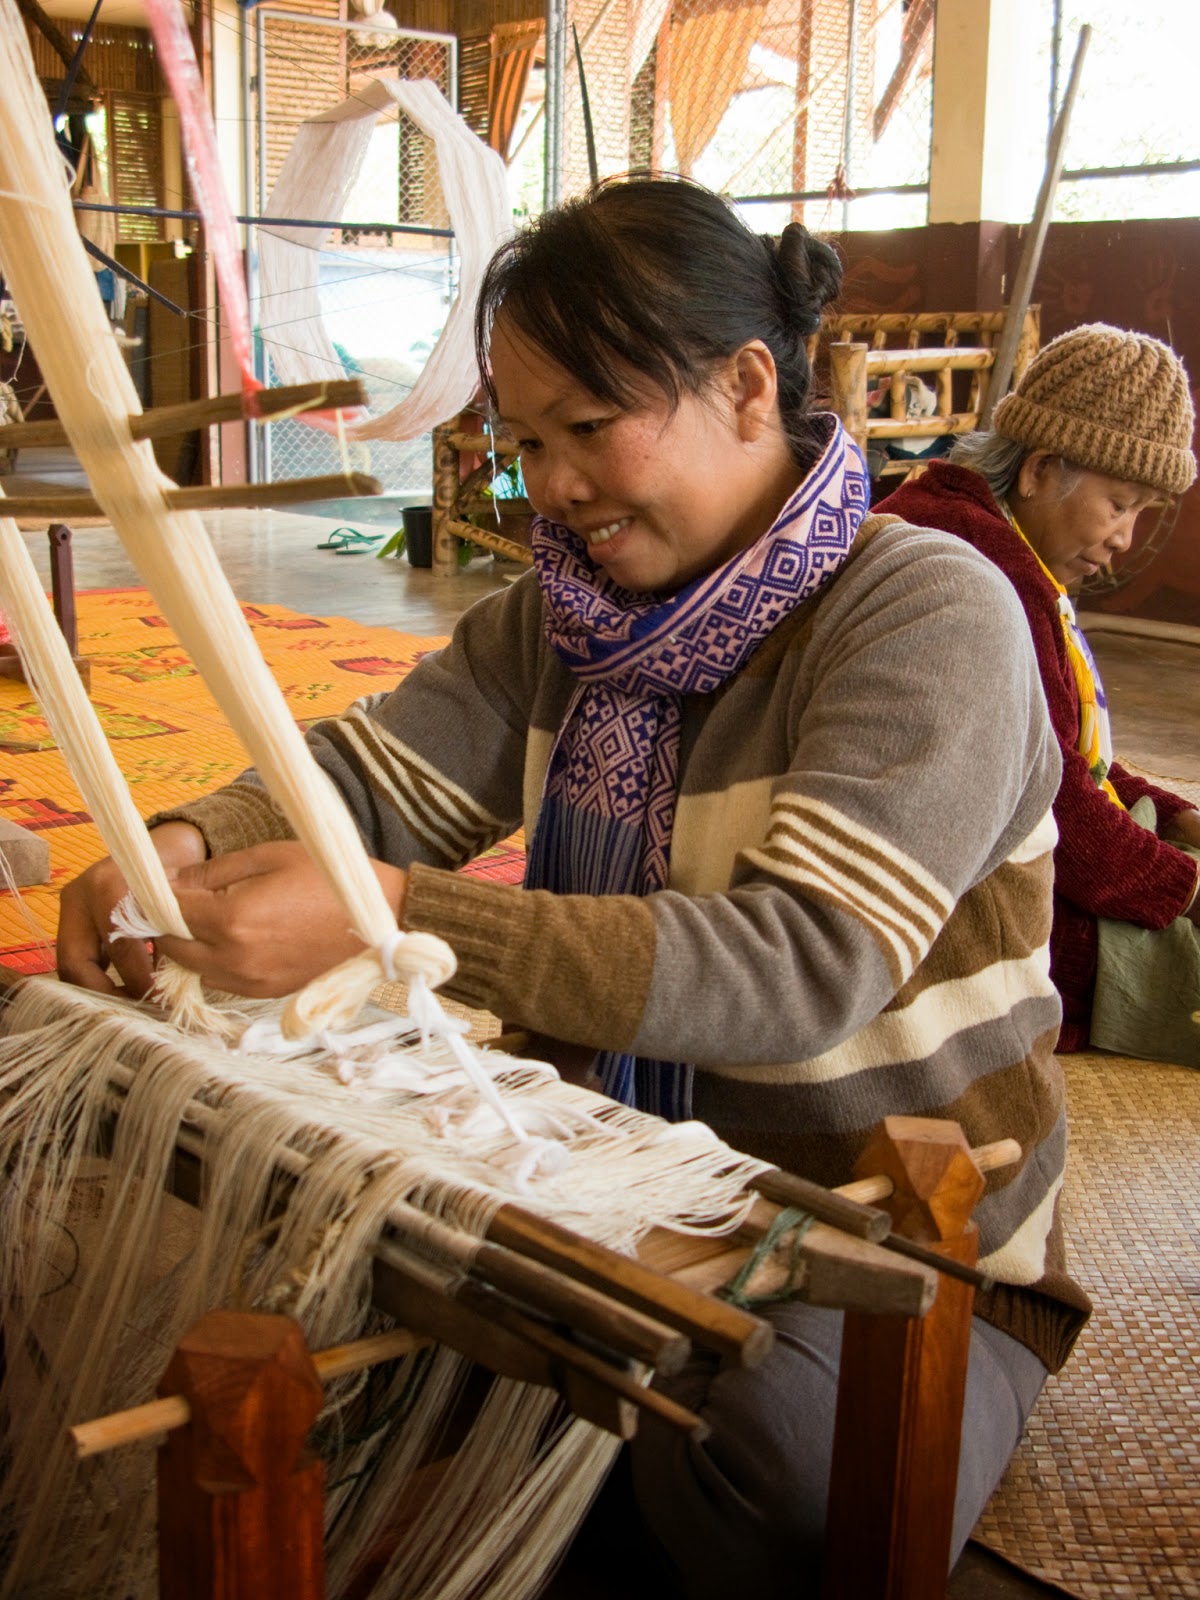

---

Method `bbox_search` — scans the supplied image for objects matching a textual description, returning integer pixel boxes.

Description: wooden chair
[821,309,1041,481]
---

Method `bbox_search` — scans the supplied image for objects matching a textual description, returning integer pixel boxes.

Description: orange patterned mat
[0,589,525,973]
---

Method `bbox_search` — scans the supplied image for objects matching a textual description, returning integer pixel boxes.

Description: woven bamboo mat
[974,1051,1200,1597]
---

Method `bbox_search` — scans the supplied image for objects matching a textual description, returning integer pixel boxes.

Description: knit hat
[992,323,1197,495]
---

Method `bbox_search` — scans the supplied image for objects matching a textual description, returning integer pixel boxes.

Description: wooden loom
[0,949,1013,1600]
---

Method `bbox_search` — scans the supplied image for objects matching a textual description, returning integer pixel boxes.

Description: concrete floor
[10,471,1196,1600]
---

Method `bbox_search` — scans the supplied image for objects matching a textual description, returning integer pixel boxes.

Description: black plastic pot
[402,505,434,568]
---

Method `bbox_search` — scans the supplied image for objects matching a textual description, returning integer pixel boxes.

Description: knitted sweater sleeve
[1027,604,1199,926]
[405,536,1062,1067]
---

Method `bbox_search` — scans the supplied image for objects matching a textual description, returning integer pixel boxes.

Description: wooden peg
[856,1114,986,1244]
[155,1310,325,1600]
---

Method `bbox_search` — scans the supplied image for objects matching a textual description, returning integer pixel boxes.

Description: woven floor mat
[974,1051,1200,1597]
[0,589,525,974]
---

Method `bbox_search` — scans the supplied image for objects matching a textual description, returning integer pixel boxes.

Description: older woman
[878,323,1200,1063]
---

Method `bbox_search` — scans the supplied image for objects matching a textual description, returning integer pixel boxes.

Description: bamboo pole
[979,25,1091,426]
[447,431,519,457]
[862,348,994,376]
[828,342,869,453]
[444,515,534,567]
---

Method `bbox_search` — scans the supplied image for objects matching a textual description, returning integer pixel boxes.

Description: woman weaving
[878,324,1200,1067]
[57,178,1089,1595]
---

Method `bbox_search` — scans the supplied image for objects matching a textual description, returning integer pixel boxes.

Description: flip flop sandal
[315,526,384,552]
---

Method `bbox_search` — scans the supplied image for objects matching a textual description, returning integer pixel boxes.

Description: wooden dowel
[486,1204,775,1368]
[456,1279,710,1443]
[0,379,369,450]
[0,472,383,520]
[751,1169,893,1243]
[470,1235,692,1374]
[835,1138,1021,1206]
[69,1328,429,1459]
[874,1232,993,1291]
[372,1240,698,1441]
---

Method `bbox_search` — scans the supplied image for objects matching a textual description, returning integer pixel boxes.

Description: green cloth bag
[1091,796,1200,1067]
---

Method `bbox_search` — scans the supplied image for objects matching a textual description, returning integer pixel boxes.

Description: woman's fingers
[56,823,208,997]
[157,842,366,997]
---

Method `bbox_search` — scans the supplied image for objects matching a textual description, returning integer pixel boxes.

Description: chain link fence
[247,2,935,491]
[521,0,934,234]
[251,6,456,496]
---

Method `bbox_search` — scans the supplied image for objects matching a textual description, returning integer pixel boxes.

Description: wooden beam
[0,471,383,520]
[0,379,369,450]
[15,0,95,91]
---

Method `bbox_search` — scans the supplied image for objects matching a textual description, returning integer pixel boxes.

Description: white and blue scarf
[524,417,870,1118]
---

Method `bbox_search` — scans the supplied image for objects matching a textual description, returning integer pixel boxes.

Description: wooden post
[431,416,462,577]
[828,342,869,454]
[47,523,77,656]
[156,1310,326,1600]
[822,1117,985,1600]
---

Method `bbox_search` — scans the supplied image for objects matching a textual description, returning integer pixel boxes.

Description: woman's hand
[56,821,208,996]
[155,840,408,999]
[1165,809,1200,851]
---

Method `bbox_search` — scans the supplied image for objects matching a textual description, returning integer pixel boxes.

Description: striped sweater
[164,518,1091,1369]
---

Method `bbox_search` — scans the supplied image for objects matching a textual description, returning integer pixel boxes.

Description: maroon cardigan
[878,462,1198,1049]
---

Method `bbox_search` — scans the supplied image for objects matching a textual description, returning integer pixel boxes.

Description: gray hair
[949,430,1083,505]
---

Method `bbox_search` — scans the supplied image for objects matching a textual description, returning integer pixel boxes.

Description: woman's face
[1015,450,1159,586]
[489,318,798,593]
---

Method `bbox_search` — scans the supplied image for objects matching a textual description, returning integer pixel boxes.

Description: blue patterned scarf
[524,417,870,1118]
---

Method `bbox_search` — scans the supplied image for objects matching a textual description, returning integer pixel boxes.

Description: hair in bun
[477,176,843,472]
[770,223,842,338]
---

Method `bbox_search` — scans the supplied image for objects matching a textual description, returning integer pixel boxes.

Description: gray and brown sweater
[162,518,1091,1369]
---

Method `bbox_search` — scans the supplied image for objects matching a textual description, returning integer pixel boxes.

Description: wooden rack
[823,308,1041,478]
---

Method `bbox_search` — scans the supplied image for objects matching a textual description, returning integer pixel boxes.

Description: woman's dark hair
[474,177,843,471]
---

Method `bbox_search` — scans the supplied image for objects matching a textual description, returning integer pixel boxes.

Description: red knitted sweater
[878,462,1199,1049]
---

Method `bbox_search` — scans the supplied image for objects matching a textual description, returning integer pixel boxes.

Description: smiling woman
[878,323,1200,1067]
[57,176,1091,1595]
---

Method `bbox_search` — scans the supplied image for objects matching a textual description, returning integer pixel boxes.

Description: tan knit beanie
[992,323,1197,495]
